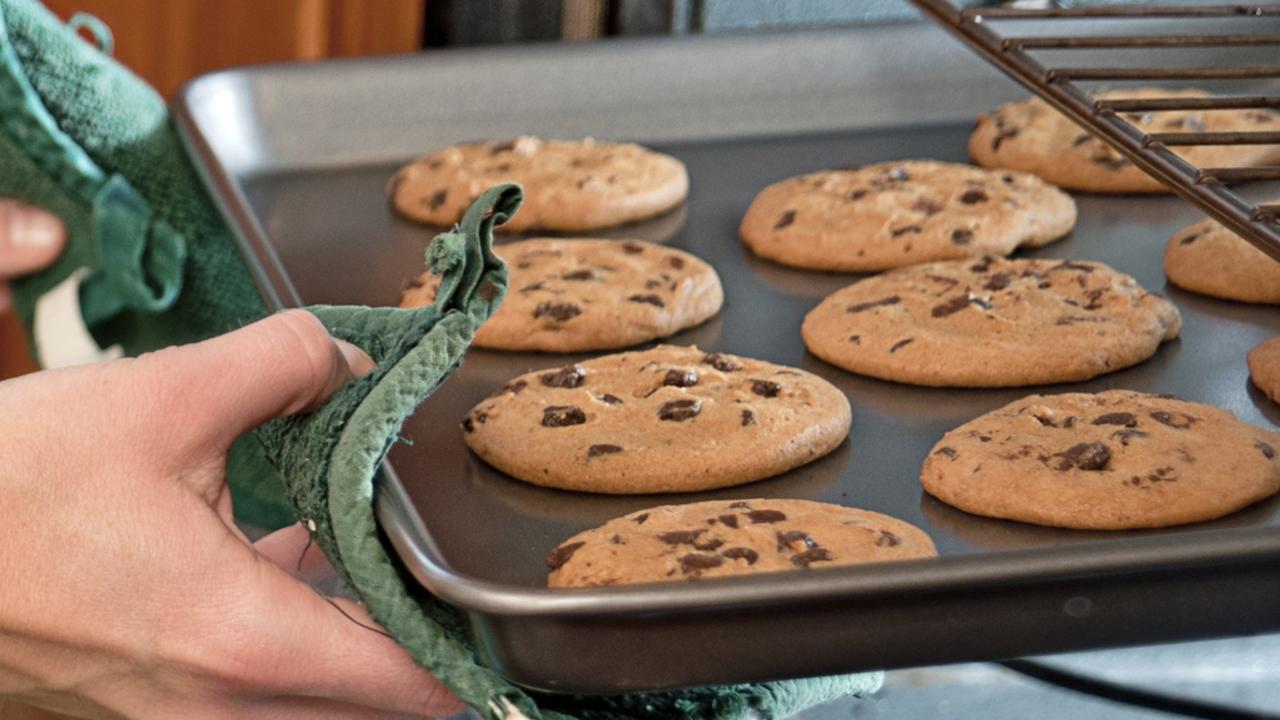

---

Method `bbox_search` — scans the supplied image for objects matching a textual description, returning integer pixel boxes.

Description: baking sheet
[175,24,1280,695]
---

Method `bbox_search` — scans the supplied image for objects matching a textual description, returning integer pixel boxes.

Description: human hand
[0,310,465,719]
[0,200,65,312]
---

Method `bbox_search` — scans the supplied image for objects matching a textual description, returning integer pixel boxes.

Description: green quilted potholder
[258,184,882,720]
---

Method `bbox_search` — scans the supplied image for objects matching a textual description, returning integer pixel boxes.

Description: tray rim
[376,463,1280,616]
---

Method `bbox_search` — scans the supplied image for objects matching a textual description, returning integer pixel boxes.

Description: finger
[253,522,312,570]
[0,201,65,279]
[147,691,432,720]
[307,597,469,718]
[254,522,337,586]
[246,569,467,718]
[237,695,432,720]
[137,309,375,455]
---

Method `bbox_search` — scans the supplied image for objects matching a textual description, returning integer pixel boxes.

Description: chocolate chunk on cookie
[739,160,1075,272]
[546,499,935,588]
[390,136,688,232]
[802,257,1181,387]
[920,390,1280,529]
[1164,215,1280,305]
[463,345,851,494]
[401,238,723,352]
[971,89,1280,193]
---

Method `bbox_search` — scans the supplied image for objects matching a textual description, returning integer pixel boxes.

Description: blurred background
[47,0,937,95]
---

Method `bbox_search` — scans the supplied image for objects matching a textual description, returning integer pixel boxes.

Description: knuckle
[272,309,334,360]
[269,310,342,407]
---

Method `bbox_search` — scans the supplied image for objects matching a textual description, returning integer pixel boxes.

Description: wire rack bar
[1198,167,1280,181]
[1145,131,1280,145]
[1097,96,1280,111]
[963,5,1280,19]
[1007,34,1280,49]
[1048,67,1280,81]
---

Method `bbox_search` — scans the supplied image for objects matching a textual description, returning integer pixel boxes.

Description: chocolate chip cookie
[1164,216,1280,304]
[802,257,1181,387]
[400,238,723,352]
[1249,337,1280,404]
[921,390,1280,529]
[738,160,1076,272]
[463,346,852,494]
[971,89,1280,193]
[546,498,936,588]
[390,136,688,232]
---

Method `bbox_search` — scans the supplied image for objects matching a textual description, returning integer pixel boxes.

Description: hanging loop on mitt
[66,12,113,56]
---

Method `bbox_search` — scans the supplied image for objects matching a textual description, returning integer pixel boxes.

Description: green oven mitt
[257,183,883,720]
[0,0,290,528]
[0,1,882,716]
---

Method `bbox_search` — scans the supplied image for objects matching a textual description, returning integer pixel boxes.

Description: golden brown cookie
[390,136,688,232]
[801,257,1181,387]
[739,160,1075,272]
[1248,337,1280,404]
[546,498,936,588]
[463,346,851,494]
[400,238,723,352]
[971,89,1280,193]
[1164,216,1280,304]
[920,390,1280,529]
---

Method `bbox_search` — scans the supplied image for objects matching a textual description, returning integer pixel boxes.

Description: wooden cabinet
[0,0,425,381]
[42,0,425,97]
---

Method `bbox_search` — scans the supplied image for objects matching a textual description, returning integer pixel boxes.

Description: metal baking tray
[174,22,1280,695]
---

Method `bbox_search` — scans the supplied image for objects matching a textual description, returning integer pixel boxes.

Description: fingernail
[8,207,61,248]
[334,339,376,378]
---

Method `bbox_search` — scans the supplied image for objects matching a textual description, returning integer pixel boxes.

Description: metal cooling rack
[910,1,1280,262]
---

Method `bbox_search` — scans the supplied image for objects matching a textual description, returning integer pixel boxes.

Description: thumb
[139,310,376,459]
[0,201,65,278]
